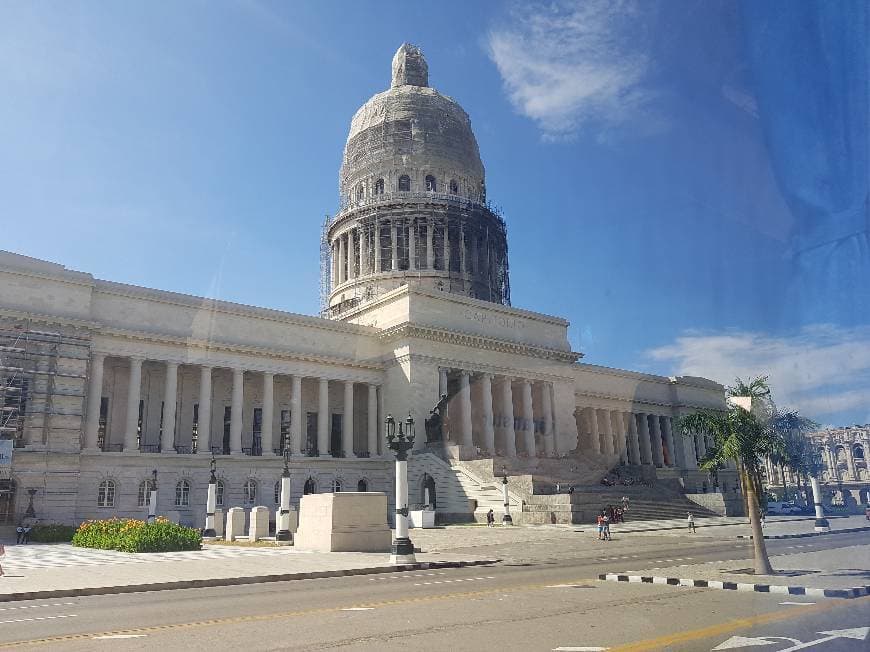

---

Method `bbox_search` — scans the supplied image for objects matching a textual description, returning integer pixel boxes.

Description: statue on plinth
[424,394,448,443]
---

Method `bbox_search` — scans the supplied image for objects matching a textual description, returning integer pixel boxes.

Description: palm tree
[678,376,784,575]
[770,410,820,506]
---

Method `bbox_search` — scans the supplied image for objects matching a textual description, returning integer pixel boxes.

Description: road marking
[553,647,608,651]
[339,607,374,611]
[0,603,74,612]
[779,602,814,606]
[608,595,870,651]
[0,614,76,625]
[92,635,147,639]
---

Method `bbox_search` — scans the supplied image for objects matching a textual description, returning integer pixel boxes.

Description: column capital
[91,351,107,361]
[165,360,179,369]
[129,355,145,364]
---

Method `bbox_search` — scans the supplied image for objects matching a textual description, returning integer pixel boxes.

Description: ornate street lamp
[147,468,158,523]
[385,412,416,564]
[276,447,292,541]
[501,465,513,525]
[203,452,218,538]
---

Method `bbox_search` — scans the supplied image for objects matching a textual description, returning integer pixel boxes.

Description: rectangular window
[97,397,109,451]
[191,403,199,454]
[252,407,262,456]
[306,411,318,456]
[330,413,343,458]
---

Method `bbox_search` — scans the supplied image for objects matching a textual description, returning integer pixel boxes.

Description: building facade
[0,45,732,527]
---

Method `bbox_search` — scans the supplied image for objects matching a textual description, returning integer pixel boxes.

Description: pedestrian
[568,485,574,495]
[22,524,31,544]
[15,525,23,545]
[687,511,696,534]
[486,508,495,527]
[0,542,5,576]
[603,513,611,541]
[596,512,605,540]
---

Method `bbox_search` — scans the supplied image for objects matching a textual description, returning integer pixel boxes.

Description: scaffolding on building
[319,214,332,315]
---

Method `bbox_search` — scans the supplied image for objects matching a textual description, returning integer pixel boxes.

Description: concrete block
[249,506,270,542]
[213,508,224,537]
[294,492,391,552]
[225,507,245,542]
[409,510,436,529]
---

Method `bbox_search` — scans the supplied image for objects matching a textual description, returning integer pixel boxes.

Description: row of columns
[331,218,487,287]
[83,353,381,458]
[439,368,556,458]
[820,442,867,481]
[579,408,682,469]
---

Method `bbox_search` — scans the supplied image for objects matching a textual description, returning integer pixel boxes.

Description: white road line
[93,635,148,639]
[340,607,374,611]
[552,647,608,651]
[779,601,815,606]
[0,614,77,625]
[0,602,74,612]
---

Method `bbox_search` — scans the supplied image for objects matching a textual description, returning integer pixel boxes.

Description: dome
[339,44,485,203]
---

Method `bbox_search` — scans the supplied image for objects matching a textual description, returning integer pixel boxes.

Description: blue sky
[1,1,867,427]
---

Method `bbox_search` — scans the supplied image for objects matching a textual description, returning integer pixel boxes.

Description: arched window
[175,480,191,507]
[398,175,411,192]
[216,480,225,507]
[425,175,437,192]
[357,478,368,492]
[97,480,115,508]
[853,444,865,460]
[243,479,258,506]
[449,179,458,194]
[274,480,281,505]
[356,184,364,200]
[374,178,384,195]
[332,478,342,492]
[137,480,154,507]
[304,477,316,495]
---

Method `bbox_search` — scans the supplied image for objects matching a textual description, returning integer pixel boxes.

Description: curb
[0,558,500,604]
[599,573,870,599]
[737,525,870,540]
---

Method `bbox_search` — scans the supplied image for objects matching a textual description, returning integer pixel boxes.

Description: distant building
[0,44,733,527]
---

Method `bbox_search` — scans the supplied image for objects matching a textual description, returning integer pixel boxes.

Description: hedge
[29,524,77,543]
[72,517,202,553]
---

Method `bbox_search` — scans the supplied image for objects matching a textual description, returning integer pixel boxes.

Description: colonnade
[577,407,687,469]
[330,217,493,287]
[82,353,381,459]
[437,368,557,458]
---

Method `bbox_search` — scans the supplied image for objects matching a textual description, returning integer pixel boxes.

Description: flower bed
[72,517,202,553]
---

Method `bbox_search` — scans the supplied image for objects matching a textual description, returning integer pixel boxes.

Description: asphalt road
[0,531,866,651]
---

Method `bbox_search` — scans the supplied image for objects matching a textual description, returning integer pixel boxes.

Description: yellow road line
[0,578,597,648]
[609,594,870,651]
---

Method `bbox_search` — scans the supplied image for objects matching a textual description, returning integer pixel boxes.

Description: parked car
[767,501,802,515]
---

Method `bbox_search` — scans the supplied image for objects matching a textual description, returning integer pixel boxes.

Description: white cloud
[486,0,655,140]
[647,325,870,424]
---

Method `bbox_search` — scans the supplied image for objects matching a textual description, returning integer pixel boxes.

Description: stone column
[377,384,385,457]
[500,377,516,457]
[610,411,625,462]
[549,384,559,456]
[480,373,495,454]
[123,357,144,452]
[290,375,302,455]
[541,383,554,456]
[459,224,467,274]
[626,411,641,465]
[845,444,857,480]
[161,362,178,453]
[408,220,416,270]
[598,409,614,456]
[374,220,382,273]
[426,221,434,269]
[84,352,105,450]
[459,371,473,448]
[332,241,338,286]
[650,416,664,467]
[391,221,398,271]
[521,380,535,457]
[261,372,274,455]
[343,381,354,458]
[367,384,378,457]
[357,229,365,277]
[587,407,601,454]
[230,369,244,455]
[347,233,356,280]
[318,378,329,457]
[637,413,653,465]
[197,366,212,453]
[661,416,676,467]
[438,368,448,397]
[337,233,346,285]
[444,220,451,271]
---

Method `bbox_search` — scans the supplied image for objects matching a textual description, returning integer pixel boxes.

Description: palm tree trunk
[740,460,774,575]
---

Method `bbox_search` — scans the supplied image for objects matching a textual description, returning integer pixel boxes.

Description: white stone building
[0,44,734,528]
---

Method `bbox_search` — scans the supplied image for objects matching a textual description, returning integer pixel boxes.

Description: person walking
[15,525,23,545]
[596,512,605,540]
[486,508,495,527]
[687,511,696,534]
[0,542,5,576]
[602,512,612,541]
[22,524,31,544]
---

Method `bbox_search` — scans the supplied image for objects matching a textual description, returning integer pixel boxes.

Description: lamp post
[809,450,830,533]
[203,452,217,538]
[147,468,158,523]
[385,412,416,564]
[276,447,292,541]
[501,465,513,525]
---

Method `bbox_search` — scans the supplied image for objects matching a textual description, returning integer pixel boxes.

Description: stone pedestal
[409,510,435,529]
[213,508,225,537]
[249,506,270,542]
[276,507,298,538]
[294,493,391,552]
[225,507,245,542]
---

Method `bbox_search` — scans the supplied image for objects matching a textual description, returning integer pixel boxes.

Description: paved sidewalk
[0,543,496,602]
[606,514,869,538]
